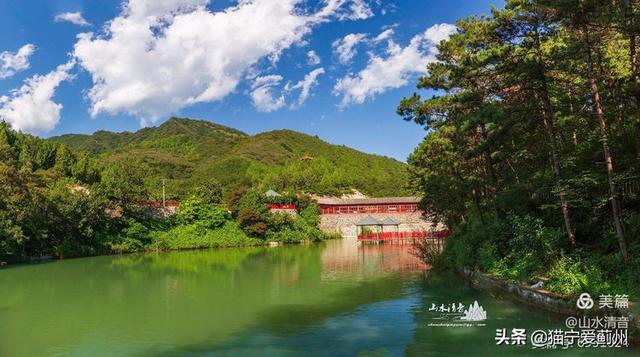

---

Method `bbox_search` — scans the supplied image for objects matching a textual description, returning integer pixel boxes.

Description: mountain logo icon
[460,300,487,321]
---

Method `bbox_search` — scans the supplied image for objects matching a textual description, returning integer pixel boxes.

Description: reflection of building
[316,197,446,238]
[320,240,428,278]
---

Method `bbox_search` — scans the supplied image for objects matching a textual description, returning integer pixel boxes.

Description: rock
[531,281,544,289]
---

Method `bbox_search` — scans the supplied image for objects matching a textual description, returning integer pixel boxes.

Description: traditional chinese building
[315,196,448,240]
[316,196,420,215]
[265,189,298,216]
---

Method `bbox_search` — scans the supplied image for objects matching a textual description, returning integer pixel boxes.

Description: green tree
[176,195,228,229]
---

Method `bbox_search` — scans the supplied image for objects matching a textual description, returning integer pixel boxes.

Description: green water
[0,240,636,356]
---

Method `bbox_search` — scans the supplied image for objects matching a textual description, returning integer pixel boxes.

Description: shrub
[235,191,271,238]
[150,221,261,250]
[176,196,228,229]
[546,255,608,296]
[300,202,321,226]
[496,214,564,282]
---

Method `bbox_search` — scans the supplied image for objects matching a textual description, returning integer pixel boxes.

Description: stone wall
[460,268,639,343]
[320,212,445,237]
[144,206,178,219]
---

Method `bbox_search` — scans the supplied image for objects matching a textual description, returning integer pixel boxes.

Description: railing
[320,204,418,214]
[357,230,451,241]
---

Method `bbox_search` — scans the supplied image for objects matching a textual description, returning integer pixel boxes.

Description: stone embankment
[460,269,639,343]
[320,212,444,237]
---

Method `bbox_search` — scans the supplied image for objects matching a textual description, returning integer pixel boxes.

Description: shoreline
[458,268,640,344]
[1,238,332,268]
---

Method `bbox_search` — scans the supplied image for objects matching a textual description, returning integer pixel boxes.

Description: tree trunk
[479,122,498,189]
[624,0,640,157]
[534,27,576,245]
[582,23,629,261]
[472,188,485,226]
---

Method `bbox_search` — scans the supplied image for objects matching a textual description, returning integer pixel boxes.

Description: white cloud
[73,0,369,124]
[315,0,373,21]
[55,12,91,26]
[373,28,394,42]
[250,75,285,112]
[0,44,35,79]
[0,61,75,134]
[287,67,325,108]
[307,50,321,65]
[333,23,456,107]
[424,23,457,44]
[332,33,367,65]
[340,0,374,20]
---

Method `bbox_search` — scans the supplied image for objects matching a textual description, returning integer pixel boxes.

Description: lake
[0,239,636,356]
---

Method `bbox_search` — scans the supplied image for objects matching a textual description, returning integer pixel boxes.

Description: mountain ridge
[49,117,410,198]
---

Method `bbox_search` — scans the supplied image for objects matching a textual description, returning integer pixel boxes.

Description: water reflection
[321,240,427,278]
[0,240,636,356]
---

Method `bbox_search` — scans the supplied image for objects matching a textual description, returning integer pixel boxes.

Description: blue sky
[0,0,502,161]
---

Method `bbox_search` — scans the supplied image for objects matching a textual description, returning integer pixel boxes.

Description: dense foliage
[401,0,640,296]
[50,117,411,198]
[0,123,331,264]
[0,122,137,261]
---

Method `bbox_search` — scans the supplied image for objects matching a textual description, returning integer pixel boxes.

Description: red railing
[357,230,451,241]
[320,204,418,215]
[269,204,297,210]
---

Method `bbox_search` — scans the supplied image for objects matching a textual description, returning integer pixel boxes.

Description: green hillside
[49,118,411,199]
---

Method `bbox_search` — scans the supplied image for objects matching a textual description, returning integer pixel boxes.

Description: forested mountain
[50,117,410,198]
[0,120,333,263]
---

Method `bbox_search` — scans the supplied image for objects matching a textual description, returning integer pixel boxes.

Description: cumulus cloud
[425,23,458,44]
[333,23,456,107]
[54,12,91,26]
[332,33,367,65]
[0,44,35,79]
[73,0,369,124]
[287,67,325,108]
[307,50,321,65]
[0,61,75,134]
[250,75,285,112]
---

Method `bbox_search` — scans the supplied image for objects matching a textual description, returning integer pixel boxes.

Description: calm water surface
[0,240,636,356]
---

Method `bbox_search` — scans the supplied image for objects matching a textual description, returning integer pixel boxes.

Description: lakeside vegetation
[403,0,640,297]
[0,122,337,264]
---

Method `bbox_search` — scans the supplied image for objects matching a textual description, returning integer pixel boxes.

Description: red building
[316,197,421,215]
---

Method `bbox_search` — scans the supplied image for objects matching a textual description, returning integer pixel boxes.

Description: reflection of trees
[110,247,264,273]
[159,277,409,355]
[0,245,326,356]
[254,277,406,334]
[0,242,531,357]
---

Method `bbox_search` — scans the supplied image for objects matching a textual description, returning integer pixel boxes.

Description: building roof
[265,189,282,197]
[379,217,398,225]
[355,215,382,226]
[315,196,421,205]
